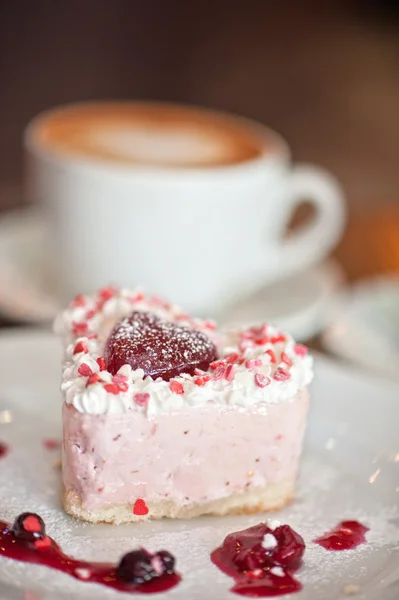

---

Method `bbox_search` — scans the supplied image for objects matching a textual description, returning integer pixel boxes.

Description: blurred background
[1,0,399,377]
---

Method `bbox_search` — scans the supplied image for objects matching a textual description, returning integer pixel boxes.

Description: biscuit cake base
[62,390,308,524]
[63,478,296,524]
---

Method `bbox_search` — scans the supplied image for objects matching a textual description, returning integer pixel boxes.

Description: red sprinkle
[271,334,286,344]
[226,352,239,364]
[169,380,184,395]
[42,439,60,451]
[245,359,262,369]
[70,294,86,308]
[23,515,42,533]
[85,309,96,320]
[98,286,116,302]
[78,363,93,377]
[195,375,211,386]
[133,499,149,516]
[213,365,226,380]
[210,360,225,370]
[72,322,88,336]
[254,373,271,388]
[266,349,277,363]
[112,374,128,384]
[104,383,120,395]
[204,320,217,330]
[130,292,144,303]
[175,313,190,321]
[281,352,293,367]
[73,341,88,355]
[274,367,291,381]
[134,393,150,406]
[96,286,117,310]
[96,357,106,371]
[255,336,269,346]
[294,344,308,357]
[87,373,100,386]
[224,364,235,381]
[34,537,52,550]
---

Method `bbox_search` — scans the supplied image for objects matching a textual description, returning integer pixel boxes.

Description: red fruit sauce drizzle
[211,522,305,597]
[313,520,369,551]
[0,517,180,594]
[0,442,8,458]
[42,439,60,451]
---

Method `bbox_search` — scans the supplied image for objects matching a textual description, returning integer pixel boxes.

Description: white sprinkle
[270,566,285,577]
[75,568,91,580]
[151,556,164,575]
[266,518,281,531]
[117,364,132,378]
[262,533,278,550]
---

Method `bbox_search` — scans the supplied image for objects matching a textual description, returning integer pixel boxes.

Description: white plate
[0,330,398,599]
[0,209,344,340]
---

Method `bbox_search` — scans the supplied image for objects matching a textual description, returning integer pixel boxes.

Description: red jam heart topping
[105,311,217,381]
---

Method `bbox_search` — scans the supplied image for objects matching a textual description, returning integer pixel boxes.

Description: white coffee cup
[25,101,346,316]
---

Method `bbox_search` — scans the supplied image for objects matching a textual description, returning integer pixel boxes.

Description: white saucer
[0,209,344,340]
[323,275,399,382]
[0,330,399,599]
[221,260,345,341]
[0,208,58,323]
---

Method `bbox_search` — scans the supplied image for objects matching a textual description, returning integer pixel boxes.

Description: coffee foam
[28,102,266,168]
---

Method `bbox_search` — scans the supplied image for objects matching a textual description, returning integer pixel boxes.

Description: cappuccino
[28,102,266,168]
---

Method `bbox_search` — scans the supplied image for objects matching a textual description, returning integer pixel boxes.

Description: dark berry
[117,549,157,585]
[12,513,46,542]
[105,311,217,381]
[156,550,175,574]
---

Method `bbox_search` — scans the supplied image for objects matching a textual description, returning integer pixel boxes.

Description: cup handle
[276,164,346,277]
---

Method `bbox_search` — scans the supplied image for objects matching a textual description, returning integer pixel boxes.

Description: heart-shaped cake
[105,310,217,381]
[58,286,313,525]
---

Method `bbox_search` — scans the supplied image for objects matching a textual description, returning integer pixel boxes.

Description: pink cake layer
[62,389,309,512]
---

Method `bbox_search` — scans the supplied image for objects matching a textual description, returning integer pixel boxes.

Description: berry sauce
[313,520,369,551]
[0,442,8,458]
[105,310,217,381]
[0,516,180,594]
[211,522,305,597]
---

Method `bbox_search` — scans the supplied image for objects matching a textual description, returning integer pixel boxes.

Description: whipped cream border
[54,286,313,416]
